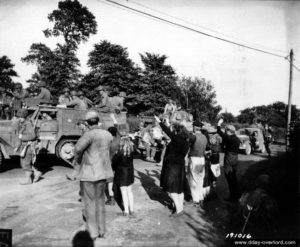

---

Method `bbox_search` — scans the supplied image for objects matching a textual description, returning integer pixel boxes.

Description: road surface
[0,145,284,247]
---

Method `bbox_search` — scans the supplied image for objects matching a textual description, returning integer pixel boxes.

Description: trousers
[187,157,208,202]
[80,180,106,238]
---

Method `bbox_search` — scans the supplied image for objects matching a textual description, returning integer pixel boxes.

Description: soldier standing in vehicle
[10,83,28,116]
[95,86,110,112]
[217,118,241,201]
[35,81,52,101]
[78,91,93,109]
[58,87,72,104]
[0,87,12,120]
[15,109,42,185]
[66,90,88,110]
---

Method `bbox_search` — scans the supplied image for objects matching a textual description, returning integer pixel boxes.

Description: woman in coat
[154,116,190,217]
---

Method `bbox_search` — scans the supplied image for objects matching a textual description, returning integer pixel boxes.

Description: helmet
[70,90,77,96]
[96,85,104,91]
[63,87,70,92]
[84,110,99,120]
[16,109,29,118]
[38,81,46,87]
[119,91,126,97]
[15,82,23,89]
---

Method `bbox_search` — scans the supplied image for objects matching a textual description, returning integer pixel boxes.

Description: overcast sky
[0,0,299,115]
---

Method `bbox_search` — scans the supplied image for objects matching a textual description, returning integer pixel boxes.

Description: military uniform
[16,109,41,185]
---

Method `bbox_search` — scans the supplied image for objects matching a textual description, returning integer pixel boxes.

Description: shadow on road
[136,169,172,207]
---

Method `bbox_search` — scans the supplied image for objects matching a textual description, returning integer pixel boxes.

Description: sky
[0,0,299,115]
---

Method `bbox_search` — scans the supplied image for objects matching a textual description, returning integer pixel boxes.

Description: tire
[244,143,251,155]
[55,139,76,161]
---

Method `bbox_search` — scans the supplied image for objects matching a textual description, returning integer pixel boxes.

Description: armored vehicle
[0,101,128,166]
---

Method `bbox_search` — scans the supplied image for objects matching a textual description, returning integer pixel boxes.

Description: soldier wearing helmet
[66,90,88,110]
[109,89,127,114]
[35,80,52,101]
[78,90,93,108]
[74,110,113,239]
[95,85,110,112]
[10,82,28,116]
[0,87,12,119]
[15,108,42,185]
[58,87,72,104]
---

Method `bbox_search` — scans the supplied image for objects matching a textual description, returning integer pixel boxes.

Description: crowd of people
[1,82,277,242]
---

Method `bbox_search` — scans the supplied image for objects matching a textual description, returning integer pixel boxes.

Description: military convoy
[0,99,128,167]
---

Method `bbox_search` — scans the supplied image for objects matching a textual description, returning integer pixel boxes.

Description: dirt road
[0,145,284,247]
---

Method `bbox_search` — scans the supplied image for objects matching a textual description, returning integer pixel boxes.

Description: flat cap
[84,110,99,120]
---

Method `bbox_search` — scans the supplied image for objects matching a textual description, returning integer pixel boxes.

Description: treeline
[221,101,300,129]
[1,0,221,122]
[1,0,299,127]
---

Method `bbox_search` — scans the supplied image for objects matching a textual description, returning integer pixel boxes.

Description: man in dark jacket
[217,118,241,201]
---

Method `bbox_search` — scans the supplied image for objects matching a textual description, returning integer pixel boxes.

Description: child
[113,136,135,216]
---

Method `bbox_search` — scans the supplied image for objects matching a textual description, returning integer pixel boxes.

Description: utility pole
[286,49,294,150]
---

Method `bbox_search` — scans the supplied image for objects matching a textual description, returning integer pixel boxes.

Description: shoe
[98,233,105,238]
[170,211,184,218]
[20,171,33,185]
[117,212,129,216]
[105,196,116,205]
[145,157,152,162]
[33,170,42,183]
[129,212,136,218]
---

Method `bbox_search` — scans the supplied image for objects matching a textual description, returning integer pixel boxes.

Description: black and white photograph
[0,0,299,246]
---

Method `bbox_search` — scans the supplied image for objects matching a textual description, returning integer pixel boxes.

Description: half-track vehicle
[0,99,128,166]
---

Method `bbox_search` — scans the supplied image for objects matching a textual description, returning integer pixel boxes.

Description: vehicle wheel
[56,139,76,161]
[244,143,251,155]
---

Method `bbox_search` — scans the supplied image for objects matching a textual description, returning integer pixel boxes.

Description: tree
[23,0,97,98]
[237,101,300,127]
[178,76,221,123]
[44,0,97,49]
[80,41,142,112]
[22,43,81,97]
[221,112,236,123]
[0,55,18,89]
[138,53,180,114]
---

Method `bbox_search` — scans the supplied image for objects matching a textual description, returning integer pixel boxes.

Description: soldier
[66,90,88,110]
[263,124,273,158]
[36,81,52,100]
[95,86,110,112]
[58,87,72,104]
[14,109,41,185]
[78,91,93,108]
[0,87,12,120]
[10,83,28,116]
